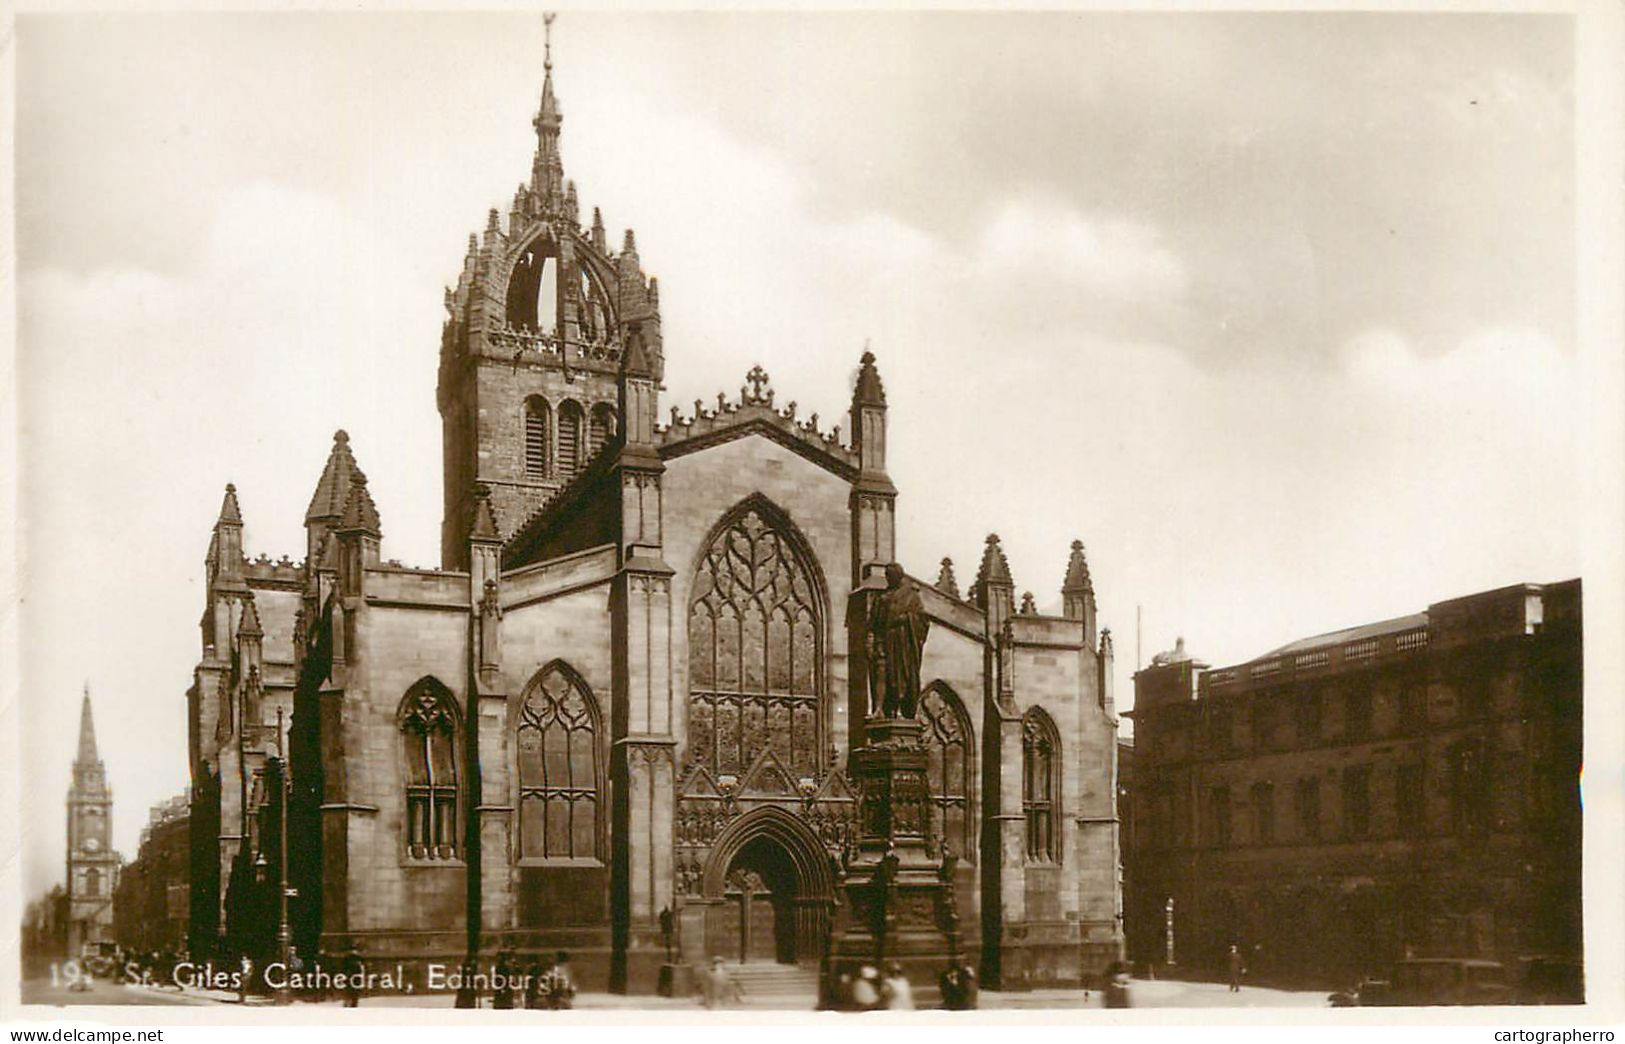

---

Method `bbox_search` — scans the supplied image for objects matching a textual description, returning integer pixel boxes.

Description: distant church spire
[76,685,100,770]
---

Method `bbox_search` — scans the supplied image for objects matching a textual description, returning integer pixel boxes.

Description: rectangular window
[1399,682,1427,733]
[1251,781,1275,845]
[1209,786,1232,847]
[1343,766,1372,839]
[1297,692,1322,748]
[1296,777,1321,841]
[1397,763,1425,837]
[1346,687,1374,742]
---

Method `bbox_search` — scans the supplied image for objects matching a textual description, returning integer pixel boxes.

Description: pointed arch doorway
[701,808,835,966]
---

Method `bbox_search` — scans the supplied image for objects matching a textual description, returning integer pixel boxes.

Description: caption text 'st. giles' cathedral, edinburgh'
[185,31,1123,996]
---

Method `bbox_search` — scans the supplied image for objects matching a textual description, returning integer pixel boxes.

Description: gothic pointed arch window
[557,400,585,478]
[1022,707,1062,863]
[517,662,602,861]
[688,500,823,777]
[920,683,975,861]
[524,396,551,479]
[400,678,462,860]
[505,234,561,335]
[588,402,616,459]
[84,867,102,897]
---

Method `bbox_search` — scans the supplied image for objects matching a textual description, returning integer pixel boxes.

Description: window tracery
[401,679,461,860]
[920,683,974,860]
[517,663,601,861]
[688,505,822,776]
[1022,707,1061,863]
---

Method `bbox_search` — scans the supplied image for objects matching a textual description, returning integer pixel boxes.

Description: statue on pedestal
[866,563,930,719]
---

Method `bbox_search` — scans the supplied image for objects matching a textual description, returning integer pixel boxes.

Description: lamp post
[274,706,293,1005]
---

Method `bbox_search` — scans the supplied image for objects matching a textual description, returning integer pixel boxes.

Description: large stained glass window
[920,683,974,861]
[400,677,461,860]
[518,663,601,860]
[688,505,822,777]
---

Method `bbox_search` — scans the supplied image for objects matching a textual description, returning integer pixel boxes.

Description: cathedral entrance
[697,807,835,968]
[721,837,798,964]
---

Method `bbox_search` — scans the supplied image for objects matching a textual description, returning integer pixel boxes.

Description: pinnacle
[975,533,1013,587]
[470,484,502,542]
[306,429,361,523]
[853,348,886,406]
[217,483,243,526]
[238,593,264,637]
[621,327,655,379]
[935,557,961,599]
[1063,539,1093,592]
[340,471,382,536]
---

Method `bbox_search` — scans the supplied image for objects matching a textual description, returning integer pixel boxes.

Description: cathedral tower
[66,687,118,955]
[437,23,663,569]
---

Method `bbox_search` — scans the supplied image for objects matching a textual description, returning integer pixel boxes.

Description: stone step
[722,963,819,1008]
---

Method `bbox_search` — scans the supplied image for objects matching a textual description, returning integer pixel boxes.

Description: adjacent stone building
[1125,580,1582,987]
[66,690,120,957]
[113,795,191,956]
[186,45,1123,993]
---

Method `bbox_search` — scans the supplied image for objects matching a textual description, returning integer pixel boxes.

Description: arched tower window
[588,403,616,459]
[557,400,585,478]
[517,662,601,861]
[1022,707,1062,863]
[920,683,975,862]
[84,868,101,897]
[688,501,823,777]
[504,235,560,335]
[578,266,613,345]
[400,678,462,860]
[524,396,551,479]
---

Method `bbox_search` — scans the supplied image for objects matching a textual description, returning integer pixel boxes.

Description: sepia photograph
[4,3,1621,1031]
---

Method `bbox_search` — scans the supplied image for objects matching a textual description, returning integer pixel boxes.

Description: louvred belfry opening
[688,505,823,777]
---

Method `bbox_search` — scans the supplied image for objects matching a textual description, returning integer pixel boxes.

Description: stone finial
[1062,539,1093,593]
[975,533,1013,588]
[622,327,654,379]
[217,483,243,526]
[591,206,606,250]
[470,484,502,542]
[742,365,772,405]
[238,592,263,638]
[306,429,360,523]
[853,347,886,406]
[339,471,382,537]
[935,557,961,599]
[1020,592,1037,615]
[623,228,638,256]
[1100,626,1114,657]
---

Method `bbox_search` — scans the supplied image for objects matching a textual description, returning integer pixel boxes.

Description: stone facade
[187,48,1122,994]
[113,795,191,955]
[1126,580,1583,988]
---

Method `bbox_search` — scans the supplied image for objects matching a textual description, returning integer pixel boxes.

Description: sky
[12,10,1596,898]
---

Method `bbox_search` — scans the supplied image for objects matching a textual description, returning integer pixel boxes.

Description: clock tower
[66,687,117,956]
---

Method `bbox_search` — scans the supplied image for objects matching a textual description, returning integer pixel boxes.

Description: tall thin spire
[76,685,101,770]
[532,13,565,199]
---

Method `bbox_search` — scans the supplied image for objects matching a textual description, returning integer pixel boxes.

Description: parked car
[1516,956,1584,1005]
[1353,958,1513,1006]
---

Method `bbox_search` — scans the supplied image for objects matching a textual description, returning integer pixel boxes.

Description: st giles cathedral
[184,36,1123,995]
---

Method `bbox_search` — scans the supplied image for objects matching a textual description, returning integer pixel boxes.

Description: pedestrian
[341,945,365,1008]
[493,948,516,1009]
[453,960,479,1009]
[542,950,576,1010]
[850,964,880,1010]
[700,956,742,1009]
[1227,944,1244,993]
[879,961,913,1010]
[238,954,254,1003]
[939,961,978,1010]
[524,958,546,1009]
[1104,961,1133,1008]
